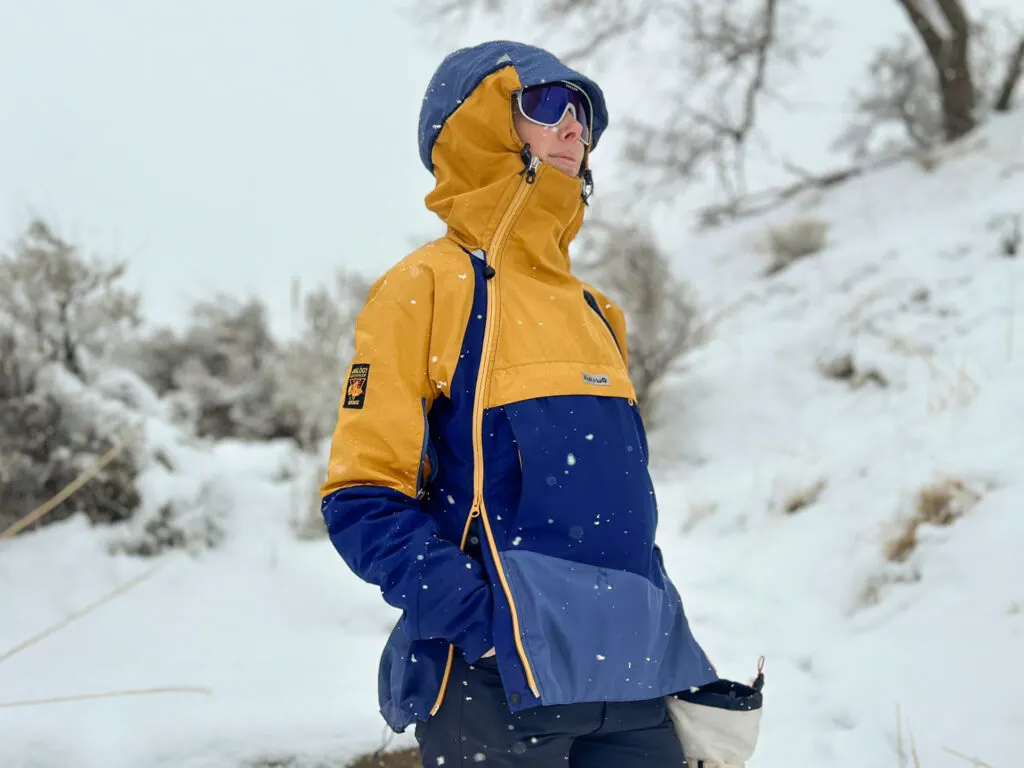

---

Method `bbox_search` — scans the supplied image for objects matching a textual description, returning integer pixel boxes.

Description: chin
[548,157,582,177]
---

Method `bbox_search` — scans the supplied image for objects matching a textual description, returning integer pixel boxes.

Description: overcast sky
[3,0,1010,338]
[0,1,443,337]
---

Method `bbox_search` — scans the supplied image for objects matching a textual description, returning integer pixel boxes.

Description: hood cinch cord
[519,144,538,183]
[581,168,594,205]
[521,142,592,201]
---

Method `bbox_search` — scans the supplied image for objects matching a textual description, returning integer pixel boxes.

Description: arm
[320,262,494,661]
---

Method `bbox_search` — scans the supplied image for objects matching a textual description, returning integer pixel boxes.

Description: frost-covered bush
[131,295,295,442]
[274,269,372,450]
[0,333,142,535]
[0,219,141,380]
[593,224,702,425]
[130,270,371,451]
[109,479,230,557]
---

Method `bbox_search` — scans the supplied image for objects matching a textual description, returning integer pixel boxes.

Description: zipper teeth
[430,167,542,714]
[472,167,542,699]
[428,504,478,716]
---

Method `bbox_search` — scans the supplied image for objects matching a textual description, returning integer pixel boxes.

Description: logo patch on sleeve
[582,372,610,386]
[343,363,370,409]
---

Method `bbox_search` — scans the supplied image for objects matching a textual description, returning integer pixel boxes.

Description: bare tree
[0,219,141,379]
[586,223,701,424]
[415,0,823,213]
[837,5,1024,160]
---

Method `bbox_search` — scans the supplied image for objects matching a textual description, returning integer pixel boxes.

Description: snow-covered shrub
[91,368,164,417]
[131,295,297,442]
[0,219,141,380]
[274,269,371,451]
[130,270,371,451]
[0,333,142,534]
[109,479,229,557]
[764,217,829,275]
[591,223,702,425]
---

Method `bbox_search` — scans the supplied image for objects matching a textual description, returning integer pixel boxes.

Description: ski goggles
[513,82,593,146]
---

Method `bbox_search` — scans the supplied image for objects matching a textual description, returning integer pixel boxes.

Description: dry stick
[0,441,126,540]
[0,687,211,709]
[942,747,994,767]
[0,563,162,666]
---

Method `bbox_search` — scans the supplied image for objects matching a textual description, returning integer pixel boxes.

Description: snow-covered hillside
[2,118,1023,768]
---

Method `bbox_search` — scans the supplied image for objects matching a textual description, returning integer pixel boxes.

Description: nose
[558,111,583,144]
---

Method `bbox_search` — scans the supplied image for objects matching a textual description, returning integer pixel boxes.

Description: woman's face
[513,103,586,177]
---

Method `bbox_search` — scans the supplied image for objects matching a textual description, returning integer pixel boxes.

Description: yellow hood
[424,66,588,273]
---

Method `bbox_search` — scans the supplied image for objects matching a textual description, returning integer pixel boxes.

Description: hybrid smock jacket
[321,40,716,734]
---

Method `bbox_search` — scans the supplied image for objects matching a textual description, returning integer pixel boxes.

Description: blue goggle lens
[517,83,592,145]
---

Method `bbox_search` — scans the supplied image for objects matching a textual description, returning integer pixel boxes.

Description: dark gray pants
[415,655,685,767]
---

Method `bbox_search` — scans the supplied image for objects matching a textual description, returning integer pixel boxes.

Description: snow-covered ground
[2,113,1022,766]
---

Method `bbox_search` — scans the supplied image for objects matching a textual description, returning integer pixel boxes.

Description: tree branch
[994,35,1024,111]
[895,0,947,62]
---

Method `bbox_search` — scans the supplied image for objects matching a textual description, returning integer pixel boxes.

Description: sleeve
[319,261,494,662]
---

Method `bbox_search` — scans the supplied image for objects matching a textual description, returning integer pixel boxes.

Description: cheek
[514,115,555,150]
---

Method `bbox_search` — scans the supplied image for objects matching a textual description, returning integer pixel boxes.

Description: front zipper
[430,155,543,715]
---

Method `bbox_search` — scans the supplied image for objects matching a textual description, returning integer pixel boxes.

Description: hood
[417,41,609,262]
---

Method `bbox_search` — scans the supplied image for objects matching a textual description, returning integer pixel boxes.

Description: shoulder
[367,238,471,304]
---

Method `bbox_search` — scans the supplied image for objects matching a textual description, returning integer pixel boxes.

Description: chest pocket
[487,273,636,409]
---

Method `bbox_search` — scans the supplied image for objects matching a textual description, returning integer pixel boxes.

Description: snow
[3,4,1024,766]
[3,114,1022,766]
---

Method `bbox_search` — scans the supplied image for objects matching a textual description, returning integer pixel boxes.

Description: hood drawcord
[581,168,594,205]
[519,144,539,184]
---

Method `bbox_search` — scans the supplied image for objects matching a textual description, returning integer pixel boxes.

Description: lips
[549,153,579,166]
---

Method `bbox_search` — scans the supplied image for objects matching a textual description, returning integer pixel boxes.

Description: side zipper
[415,398,437,500]
[583,289,624,362]
[430,156,543,715]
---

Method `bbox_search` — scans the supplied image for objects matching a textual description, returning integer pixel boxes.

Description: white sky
[0,1,441,337]
[0,0,1015,337]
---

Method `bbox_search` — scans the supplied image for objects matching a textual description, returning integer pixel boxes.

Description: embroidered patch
[343,363,370,409]
[582,372,610,386]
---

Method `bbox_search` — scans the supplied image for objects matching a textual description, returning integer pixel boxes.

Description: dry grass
[346,748,422,768]
[245,746,421,768]
[895,706,997,767]
[781,479,827,514]
[818,353,890,389]
[885,478,982,563]
[764,217,830,276]
[895,705,921,768]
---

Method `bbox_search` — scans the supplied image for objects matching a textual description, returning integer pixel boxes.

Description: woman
[321,40,716,767]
